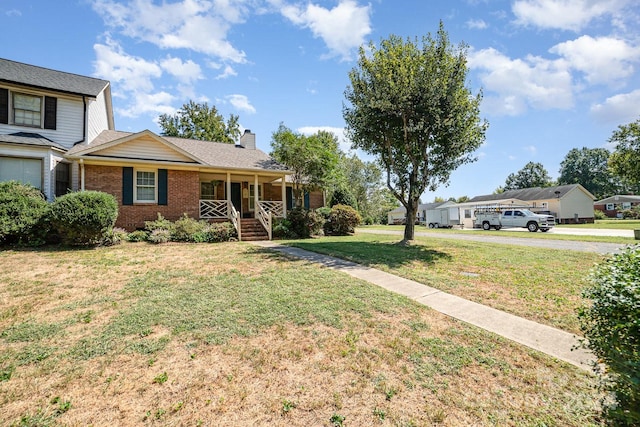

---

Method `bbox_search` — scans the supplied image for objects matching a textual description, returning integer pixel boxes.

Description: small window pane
[137,187,155,201]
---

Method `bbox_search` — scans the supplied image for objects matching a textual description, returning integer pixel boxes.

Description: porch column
[281,174,287,218]
[226,172,231,215]
[254,174,259,206]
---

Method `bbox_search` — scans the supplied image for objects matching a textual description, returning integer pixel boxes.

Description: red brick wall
[83,165,200,230]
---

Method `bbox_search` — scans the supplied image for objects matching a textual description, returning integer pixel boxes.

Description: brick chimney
[239,129,256,149]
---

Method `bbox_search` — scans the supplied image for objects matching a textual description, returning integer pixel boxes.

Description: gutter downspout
[72,96,88,146]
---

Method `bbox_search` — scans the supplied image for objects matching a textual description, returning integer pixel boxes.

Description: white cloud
[93,39,177,118]
[226,94,256,114]
[512,0,631,31]
[280,0,372,61]
[469,48,574,115]
[590,89,640,124]
[92,0,248,63]
[550,35,640,85]
[160,56,203,84]
[466,19,488,30]
[523,145,537,155]
[5,9,21,17]
[216,65,238,80]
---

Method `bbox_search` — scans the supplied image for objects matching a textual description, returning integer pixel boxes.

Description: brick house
[1,58,324,240]
[594,195,640,218]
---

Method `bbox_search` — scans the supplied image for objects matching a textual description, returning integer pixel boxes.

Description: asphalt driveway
[357,228,634,254]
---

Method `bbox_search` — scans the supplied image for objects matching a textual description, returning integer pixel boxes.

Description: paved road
[357,228,634,254]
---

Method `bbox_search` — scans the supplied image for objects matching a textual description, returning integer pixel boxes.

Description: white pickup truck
[474,208,555,232]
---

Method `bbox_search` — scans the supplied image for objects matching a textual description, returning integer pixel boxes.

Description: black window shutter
[44,96,57,129]
[286,187,293,210]
[304,191,310,209]
[122,167,133,205]
[158,169,168,205]
[0,88,8,124]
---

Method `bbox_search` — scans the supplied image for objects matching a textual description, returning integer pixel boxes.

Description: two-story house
[1,58,325,240]
[0,58,113,201]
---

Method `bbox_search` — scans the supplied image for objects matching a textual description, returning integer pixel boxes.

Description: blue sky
[2,0,639,200]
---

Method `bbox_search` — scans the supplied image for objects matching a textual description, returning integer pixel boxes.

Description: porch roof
[66,129,290,174]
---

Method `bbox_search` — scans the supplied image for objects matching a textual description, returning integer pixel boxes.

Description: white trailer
[423,201,459,228]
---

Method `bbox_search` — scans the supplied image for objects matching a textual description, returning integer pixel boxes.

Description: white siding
[559,189,594,220]
[0,87,85,149]
[93,135,195,162]
[87,90,111,143]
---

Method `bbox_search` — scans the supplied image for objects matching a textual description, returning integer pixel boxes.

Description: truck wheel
[482,221,491,231]
[428,223,435,228]
[527,222,539,232]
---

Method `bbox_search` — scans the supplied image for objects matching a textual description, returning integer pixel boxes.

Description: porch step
[240,218,269,241]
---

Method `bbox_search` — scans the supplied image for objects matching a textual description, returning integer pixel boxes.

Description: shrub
[0,181,49,246]
[49,191,118,245]
[171,214,207,242]
[127,230,149,242]
[272,218,294,239]
[324,204,361,236]
[144,213,174,233]
[593,209,607,220]
[330,187,357,208]
[315,206,331,220]
[203,222,236,242]
[102,227,127,246]
[578,245,640,426]
[287,207,324,238]
[148,228,172,244]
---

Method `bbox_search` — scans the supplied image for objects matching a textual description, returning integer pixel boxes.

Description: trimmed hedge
[0,181,49,246]
[49,191,118,245]
[324,204,361,236]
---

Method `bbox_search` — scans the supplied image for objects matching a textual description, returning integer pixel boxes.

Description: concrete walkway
[251,241,595,371]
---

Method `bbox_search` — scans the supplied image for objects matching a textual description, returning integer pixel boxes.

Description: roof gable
[0,58,109,98]
[469,184,594,203]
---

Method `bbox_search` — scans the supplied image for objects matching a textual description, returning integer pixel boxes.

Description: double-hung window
[13,93,42,127]
[135,170,157,203]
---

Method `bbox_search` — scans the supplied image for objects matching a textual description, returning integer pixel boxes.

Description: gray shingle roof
[67,130,289,173]
[0,58,109,98]
[594,195,640,204]
[468,184,592,202]
[0,132,66,151]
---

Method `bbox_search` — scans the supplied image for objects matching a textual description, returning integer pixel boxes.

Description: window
[464,209,472,219]
[13,93,42,127]
[200,182,217,200]
[249,184,262,210]
[54,162,70,197]
[0,156,42,189]
[504,211,512,217]
[606,203,614,211]
[135,170,156,203]
[622,202,631,210]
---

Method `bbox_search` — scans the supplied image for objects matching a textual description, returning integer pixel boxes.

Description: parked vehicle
[474,207,555,232]
[426,208,453,228]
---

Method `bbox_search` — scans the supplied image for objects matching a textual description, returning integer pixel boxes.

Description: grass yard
[287,233,605,334]
[560,219,640,230]
[0,242,601,426]
[359,225,634,244]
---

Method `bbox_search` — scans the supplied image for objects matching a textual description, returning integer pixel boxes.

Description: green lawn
[287,232,604,334]
[0,242,601,426]
[559,219,640,230]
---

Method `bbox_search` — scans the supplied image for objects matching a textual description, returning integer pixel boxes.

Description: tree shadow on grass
[250,239,451,270]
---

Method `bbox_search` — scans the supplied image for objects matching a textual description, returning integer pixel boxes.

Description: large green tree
[270,123,340,207]
[344,22,487,243]
[158,100,240,143]
[608,118,640,192]
[504,161,553,190]
[558,147,619,199]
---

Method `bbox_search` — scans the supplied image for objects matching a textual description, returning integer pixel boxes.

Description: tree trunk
[402,200,418,243]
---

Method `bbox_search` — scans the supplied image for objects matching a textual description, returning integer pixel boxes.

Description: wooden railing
[256,202,272,241]
[200,200,241,241]
[258,201,284,218]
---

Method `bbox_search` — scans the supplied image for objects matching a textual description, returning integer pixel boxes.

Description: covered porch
[198,171,289,241]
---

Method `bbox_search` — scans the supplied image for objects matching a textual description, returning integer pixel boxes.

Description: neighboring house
[0,58,113,201]
[1,58,324,239]
[462,184,595,226]
[594,195,640,218]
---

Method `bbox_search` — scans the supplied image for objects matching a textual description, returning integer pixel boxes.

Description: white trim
[134,168,157,204]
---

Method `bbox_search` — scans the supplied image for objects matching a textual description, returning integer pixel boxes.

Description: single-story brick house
[594,195,640,218]
[1,58,323,240]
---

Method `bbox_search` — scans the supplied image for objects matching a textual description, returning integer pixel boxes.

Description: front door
[230,182,242,215]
